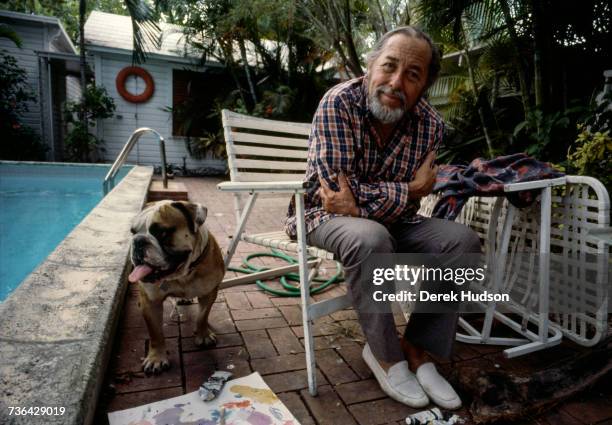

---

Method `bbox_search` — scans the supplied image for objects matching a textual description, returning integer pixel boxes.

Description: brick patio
[95,176,612,425]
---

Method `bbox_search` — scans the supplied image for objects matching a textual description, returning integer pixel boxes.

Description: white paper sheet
[108,372,299,425]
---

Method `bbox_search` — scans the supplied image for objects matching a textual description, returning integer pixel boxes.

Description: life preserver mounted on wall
[115,66,155,103]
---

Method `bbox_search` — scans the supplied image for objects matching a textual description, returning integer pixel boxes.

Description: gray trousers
[307,216,482,363]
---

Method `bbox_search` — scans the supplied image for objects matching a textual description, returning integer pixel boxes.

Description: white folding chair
[418,176,610,357]
[217,109,351,396]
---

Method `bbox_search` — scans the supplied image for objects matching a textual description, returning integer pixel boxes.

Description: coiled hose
[227,249,343,297]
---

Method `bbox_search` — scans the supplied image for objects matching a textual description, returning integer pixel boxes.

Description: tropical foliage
[0,51,47,160]
[63,84,116,161]
[157,0,610,169]
[565,93,612,191]
[2,0,610,178]
[568,126,611,189]
[5,0,159,63]
[156,0,339,158]
[413,0,611,165]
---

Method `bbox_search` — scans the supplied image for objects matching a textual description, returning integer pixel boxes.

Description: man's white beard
[369,87,407,124]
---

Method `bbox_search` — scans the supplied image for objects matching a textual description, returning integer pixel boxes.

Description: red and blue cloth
[432,153,565,220]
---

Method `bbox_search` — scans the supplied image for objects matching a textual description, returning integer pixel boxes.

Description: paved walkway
[95,177,612,425]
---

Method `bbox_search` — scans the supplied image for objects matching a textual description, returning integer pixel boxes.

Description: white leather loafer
[416,362,462,410]
[362,343,429,408]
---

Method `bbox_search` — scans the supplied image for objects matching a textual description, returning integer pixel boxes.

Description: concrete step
[147,179,189,202]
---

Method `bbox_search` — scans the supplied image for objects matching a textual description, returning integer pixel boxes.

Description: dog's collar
[187,240,210,272]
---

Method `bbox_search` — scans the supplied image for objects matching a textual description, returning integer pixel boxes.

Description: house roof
[84,11,204,62]
[0,10,76,54]
[84,11,293,68]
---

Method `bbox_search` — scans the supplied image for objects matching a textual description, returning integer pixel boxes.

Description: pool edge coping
[0,164,153,425]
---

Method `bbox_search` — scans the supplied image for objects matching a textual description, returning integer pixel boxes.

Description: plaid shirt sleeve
[311,95,357,191]
[312,93,444,225]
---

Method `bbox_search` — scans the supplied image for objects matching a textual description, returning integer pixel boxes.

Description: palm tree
[75,0,160,127]
[300,0,366,77]
[123,0,162,64]
[414,0,503,157]
[78,0,161,94]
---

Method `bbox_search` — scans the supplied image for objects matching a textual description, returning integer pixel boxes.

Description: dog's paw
[142,349,170,375]
[194,329,217,348]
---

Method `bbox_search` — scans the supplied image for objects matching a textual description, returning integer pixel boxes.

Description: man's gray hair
[366,26,441,90]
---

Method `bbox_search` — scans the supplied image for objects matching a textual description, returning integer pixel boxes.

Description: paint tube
[431,416,464,425]
[405,407,444,424]
[406,408,464,425]
[198,371,233,401]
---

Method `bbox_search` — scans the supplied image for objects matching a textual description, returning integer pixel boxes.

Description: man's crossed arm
[311,93,442,222]
[318,151,438,218]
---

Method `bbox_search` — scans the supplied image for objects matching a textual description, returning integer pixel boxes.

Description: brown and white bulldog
[128,200,225,374]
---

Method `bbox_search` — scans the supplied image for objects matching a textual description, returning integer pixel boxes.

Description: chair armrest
[217,180,313,193]
[504,177,566,192]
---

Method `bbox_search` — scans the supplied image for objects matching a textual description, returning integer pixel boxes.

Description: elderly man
[285,26,481,409]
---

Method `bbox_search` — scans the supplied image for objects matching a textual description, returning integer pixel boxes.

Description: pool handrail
[103,127,167,194]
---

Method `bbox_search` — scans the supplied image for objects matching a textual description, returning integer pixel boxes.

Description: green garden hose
[227,249,343,297]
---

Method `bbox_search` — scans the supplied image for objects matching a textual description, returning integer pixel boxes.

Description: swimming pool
[0,162,132,301]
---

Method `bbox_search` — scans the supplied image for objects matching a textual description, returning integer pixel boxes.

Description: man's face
[367,34,431,124]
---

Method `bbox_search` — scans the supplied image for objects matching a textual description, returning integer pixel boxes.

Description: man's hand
[319,172,360,217]
[408,151,438,200]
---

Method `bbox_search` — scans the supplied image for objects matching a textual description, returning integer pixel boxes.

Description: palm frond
[428,75,469,106]
[124,0,162,64]
[461,0,503,47]
[477,36,517,73]
[0,24,22,48]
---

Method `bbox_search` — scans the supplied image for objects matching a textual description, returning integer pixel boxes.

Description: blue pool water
[0,163,132,302]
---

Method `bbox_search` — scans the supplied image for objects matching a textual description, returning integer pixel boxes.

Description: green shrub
[64,83,115,162]
[567,125,611,189]
[565,93,612,191]
[0,53,47,160]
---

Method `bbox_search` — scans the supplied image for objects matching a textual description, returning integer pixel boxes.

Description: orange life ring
[115,66,155,103]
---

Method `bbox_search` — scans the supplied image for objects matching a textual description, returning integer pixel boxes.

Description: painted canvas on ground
[108,372,299,425]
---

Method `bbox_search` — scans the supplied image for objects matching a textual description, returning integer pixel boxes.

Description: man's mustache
[375,86,406,107]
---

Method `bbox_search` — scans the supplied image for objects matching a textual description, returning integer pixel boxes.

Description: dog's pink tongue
[129,264,153,283]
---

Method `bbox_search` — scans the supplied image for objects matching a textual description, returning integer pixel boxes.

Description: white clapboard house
[0,10,80,161]
[84,11,228,173]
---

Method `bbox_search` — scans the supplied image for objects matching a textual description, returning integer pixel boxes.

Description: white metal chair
[418,176,610,356]
[217,109,351,396]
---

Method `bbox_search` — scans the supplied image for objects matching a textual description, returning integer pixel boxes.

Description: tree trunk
[333,40,353,78]
[342,0,364,76]
[531,0,550,112]
[375,0,388,35]
[79,0,86,100]
[78,0,88,160]
[498,0,532,119]
[461,25,494,158]
[250,37,278,79]
[302,0,360,78]
[219,38,248,111]
[286,6,294,86]
[533,48,543,109]
[238,38,258,107]
[491,72,499,109]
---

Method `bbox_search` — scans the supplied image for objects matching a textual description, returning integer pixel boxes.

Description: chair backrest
[221,109,312,183]
[420,176,610,346]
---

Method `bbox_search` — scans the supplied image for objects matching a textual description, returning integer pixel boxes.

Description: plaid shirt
[284,76,444,238]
